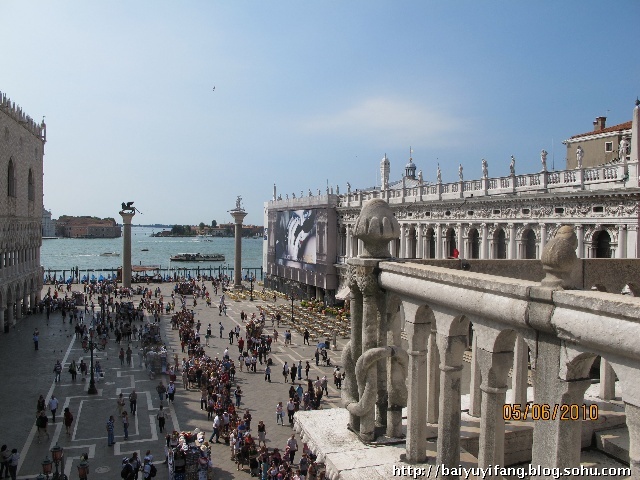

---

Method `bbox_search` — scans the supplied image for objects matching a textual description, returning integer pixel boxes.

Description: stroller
[320,348,331,366]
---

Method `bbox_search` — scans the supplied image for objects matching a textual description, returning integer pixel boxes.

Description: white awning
[335,286,350,300]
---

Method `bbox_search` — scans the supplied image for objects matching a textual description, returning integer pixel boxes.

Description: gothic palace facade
[0,89,46,331]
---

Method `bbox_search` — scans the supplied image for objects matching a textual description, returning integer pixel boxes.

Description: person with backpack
[142,457,156,479]
[120,457,134,480]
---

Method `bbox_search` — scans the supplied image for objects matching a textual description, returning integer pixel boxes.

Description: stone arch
[593,230,612,258]
[7,158,16,197]
[444,227,457,257]
[523,229,537,259]
[408,225,417,259]
[424,227,436,259]
[468,227,480,259]
[493,227,507,259]
[339,225,347,256]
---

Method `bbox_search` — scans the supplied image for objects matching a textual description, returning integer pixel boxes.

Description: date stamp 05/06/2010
[502,403,599,421]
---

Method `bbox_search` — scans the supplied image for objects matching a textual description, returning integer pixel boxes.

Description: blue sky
[1,1,638,225]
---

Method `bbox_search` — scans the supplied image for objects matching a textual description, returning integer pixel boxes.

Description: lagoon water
[41,226,265,275]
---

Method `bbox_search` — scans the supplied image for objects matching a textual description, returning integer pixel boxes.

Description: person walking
[303,329,309,345]
[36,411,49,442]
[219,321,224,338]
[209,413,221,443]
[53,360,62,382]
[119,347,125,366]
[156,405,166,433]
[156,381,166,403]
[264,364,271,382]
[63,407,74,435]
[0,445,10,478]
[290,364,297,384]
[234,386,242,407]
[126,346,132,366]
[106,416,115,446]
[7,449,19,480]
[282,361,289,383]
[287,434,298,463]
[48,395,59,423]
[129,390,137,414]
[117,393,126,415]
[122,411,130,440]
[257,420,267,447]
[33,329,39,350]
[297,361,302,381]
[167,381,176,403]
[276,401,284,425]
[286,398,296,425]
[305,361,311,379]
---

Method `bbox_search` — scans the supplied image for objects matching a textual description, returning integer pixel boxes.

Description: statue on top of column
[576,146,584,169]
[235,196,243,210]
[619,138,630,161]
[458,164,463,181]
[437,164,442,183]
[481,158,488,178]
[540,150,548,172]
[509,155,516,175]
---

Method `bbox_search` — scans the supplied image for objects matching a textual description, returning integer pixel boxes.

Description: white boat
[100,252,120,257]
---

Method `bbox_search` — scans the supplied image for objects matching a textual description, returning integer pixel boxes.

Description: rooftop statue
[481,159,488,178]
[576,146,583,169]
[510,155,516,175]
[235,196,243,210]
[541,149,548,172]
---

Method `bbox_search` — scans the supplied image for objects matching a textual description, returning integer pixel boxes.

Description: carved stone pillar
[436,332,467,474]
[618,225,627,258]
[399,225,406,258]
[120,210,136,289]
[416,225,423,259]
[599,359,616,400]
[435,224,443,259]
[468,332,482,417]
[386,297,405,438]
[345,265,362,432]
[426,325,440,424]
[512,335,529,409]
[476,348,513,476]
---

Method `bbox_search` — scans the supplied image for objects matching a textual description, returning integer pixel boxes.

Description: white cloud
[299,97,465,146]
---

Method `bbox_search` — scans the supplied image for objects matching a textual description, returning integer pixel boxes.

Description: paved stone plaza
[1,281,343,479]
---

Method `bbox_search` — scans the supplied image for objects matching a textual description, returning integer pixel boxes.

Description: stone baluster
[476,347,513,477]
[512,335,529,409]
[386,296,404,438]
[403,300,429,463]
[436,330,467,475]
[426,325,440,424]
[468,332,482,417]
[599,358,616,400]
[625,402,640,478]
[344,265,362,432]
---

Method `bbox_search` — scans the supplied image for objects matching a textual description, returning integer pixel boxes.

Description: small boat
[141,248,149,251]
[170,253,225,262]
[100,252,120,257]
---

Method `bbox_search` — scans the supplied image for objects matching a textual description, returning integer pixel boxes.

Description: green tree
[171,225,185,235]
[199,222,205,230]
[211,220,217,228]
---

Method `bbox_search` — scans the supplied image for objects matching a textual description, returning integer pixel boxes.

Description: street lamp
[290,293,295,323]
[249,275,254,301]
[82,328,107,395]
[42,444,67,480]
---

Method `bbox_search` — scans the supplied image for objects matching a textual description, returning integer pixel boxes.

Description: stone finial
[540,225,578,288]
[353,199,400,258]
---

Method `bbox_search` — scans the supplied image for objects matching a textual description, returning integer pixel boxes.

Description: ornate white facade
[0,89,46,331]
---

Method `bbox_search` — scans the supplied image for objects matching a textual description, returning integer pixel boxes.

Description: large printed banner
[275,209,317,270]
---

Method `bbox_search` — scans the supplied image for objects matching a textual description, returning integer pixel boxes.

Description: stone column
[468,332,482,417]
[436,332,467,474]
[399,225,406,258]
[345,265,362,432]
[476,348,513,476]
[230,208,248,289]
[618,225,627,258]
[599,359,616,400]
[6,302,14,326]
[416,225,423,259]
[0,308,4,333]
[435,225,443,259]
[426,326,440,423]
[15,299,21,321]
[480,223,488,259]
[539,223,547,254]
[507,223,516,259]
[512,335,529,409]
[576,224,584,258]
[119,211,135,289]
[386,297,404,438]
[30,292,37,313]
[403,300,429,463]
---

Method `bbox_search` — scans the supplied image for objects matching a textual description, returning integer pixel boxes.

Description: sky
[1,1,638,226]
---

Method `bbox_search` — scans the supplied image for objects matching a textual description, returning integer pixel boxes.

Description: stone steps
[595,427,630,465]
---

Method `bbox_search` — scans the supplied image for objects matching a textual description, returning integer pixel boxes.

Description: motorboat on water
[170,253,225,262]
[100,252,120,257]
[141,248,149,251]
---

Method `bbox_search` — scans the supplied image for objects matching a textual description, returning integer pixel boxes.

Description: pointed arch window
[7,159,16,197]
[28,169,34,201]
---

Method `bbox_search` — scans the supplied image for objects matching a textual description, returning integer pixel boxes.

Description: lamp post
[42,444,67,480]
[82,328,107,395]
[290,293,295,323]
[249,275,254,301]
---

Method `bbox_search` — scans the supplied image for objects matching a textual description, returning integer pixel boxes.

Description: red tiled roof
[569,121,632,140]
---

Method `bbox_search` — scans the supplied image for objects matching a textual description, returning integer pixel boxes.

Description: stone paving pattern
[1,282,344,479]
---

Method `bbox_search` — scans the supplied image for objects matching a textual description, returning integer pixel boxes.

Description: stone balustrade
[295,198,640,479]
